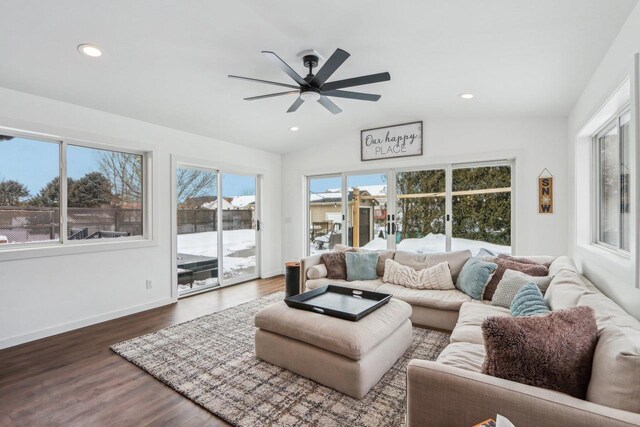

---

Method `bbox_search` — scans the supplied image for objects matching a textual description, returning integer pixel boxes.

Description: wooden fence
[0,207,254,244]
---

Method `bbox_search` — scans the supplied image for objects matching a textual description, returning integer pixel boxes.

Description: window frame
[0,127,155,261]
[592,106,631,256]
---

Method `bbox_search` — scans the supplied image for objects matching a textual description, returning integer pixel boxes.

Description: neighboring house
[309,187,386,247]
[201,198,233,210]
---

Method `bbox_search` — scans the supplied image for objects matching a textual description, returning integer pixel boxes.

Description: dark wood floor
[0,276,284,427]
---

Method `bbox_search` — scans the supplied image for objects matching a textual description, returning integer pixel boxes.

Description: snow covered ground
[310,233,510,256]
[177,229,256,283]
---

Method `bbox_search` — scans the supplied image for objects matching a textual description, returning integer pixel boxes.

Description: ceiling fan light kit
[229,48,391,114]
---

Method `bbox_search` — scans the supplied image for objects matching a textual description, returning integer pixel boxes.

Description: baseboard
[0,297,174,350]
[262,269,284,278]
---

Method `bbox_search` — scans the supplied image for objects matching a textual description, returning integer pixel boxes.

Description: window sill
[0,237,157,262]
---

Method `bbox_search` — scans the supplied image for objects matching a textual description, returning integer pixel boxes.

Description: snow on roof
[310,192,342,202]
[319,185,387,198]
[201,199,233,210]
[230,195,255,208]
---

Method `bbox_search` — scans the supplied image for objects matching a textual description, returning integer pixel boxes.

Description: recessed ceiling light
[77,44,103,58]
[289,126,300,132]
[460,93,475,99]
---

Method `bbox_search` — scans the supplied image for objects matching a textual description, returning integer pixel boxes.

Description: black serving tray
[284,285,392,321]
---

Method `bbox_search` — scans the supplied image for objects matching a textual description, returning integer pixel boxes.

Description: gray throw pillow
[455,257,497,300]
[482,306,597,399]
[491,269,553,308]
[345,252,379,281]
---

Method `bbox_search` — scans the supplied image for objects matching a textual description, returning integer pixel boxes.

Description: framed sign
[538,169,553,213]
[361,121,423,161]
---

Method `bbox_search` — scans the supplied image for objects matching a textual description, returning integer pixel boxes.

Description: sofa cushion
[455,257,497,300]
[491,269,553,308]
[544,269,593,310]
[548,255,578,277]
[450,302,510,345]
[578,293,640,413]
[306,264,327,280]
[484,256,549,301]
[436,342,486,373]
[254,299,412,360]
[305,278,382,292]
[393,250,471,282]
[510,283,551,317]
[482,306,598,399]
[383,259,455,290]
[321,252,348,280]
[345,251,379,281]
[377,283,471,310]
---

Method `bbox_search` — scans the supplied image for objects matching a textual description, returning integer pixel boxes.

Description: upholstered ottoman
[254,298,413,398]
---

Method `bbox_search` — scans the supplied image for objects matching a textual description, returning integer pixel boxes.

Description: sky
[0,137,256,198]
[309,173,386,193]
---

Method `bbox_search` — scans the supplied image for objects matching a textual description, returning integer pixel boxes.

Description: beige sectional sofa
[300,250,640,426]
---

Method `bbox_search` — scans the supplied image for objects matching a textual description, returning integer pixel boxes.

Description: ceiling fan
[229,48,390,114]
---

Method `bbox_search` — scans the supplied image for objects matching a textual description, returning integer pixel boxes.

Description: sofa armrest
[300,254,322,290]
[406,360,640,427]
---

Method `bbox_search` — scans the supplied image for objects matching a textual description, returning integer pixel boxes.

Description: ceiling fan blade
[310,48,350,87]
[261,51,308,87]
[318,96,342,114]
[244,91,299,101]
[228,75,299,89]
[321,72,391,91]
[287,97,305,113]
[322,90,381,102]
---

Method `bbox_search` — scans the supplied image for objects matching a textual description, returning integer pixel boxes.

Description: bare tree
[176,168,217,204]
[97,152,142,206]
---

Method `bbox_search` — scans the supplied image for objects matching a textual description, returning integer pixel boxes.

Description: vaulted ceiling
[0,0,636,153]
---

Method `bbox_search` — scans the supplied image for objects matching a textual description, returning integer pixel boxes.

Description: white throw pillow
[383,258,455,290]
[306,264,327,279]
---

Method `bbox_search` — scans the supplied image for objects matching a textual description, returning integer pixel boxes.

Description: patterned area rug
[111,293,449,427]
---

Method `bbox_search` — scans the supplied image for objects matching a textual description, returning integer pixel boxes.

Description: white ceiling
[0,0,636,153]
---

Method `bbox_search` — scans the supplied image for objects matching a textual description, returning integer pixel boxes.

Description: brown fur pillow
[321,252,348,280]
[483,256,549,300]
[482,306,597,399]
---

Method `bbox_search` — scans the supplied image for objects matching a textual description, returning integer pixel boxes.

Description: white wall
[568,3,640,318]
[0,87,282,349]
[281,117,568,263]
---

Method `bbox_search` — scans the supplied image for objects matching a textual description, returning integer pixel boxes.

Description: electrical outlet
[145,280,152,289]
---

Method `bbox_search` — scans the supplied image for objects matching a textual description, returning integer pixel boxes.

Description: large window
[306,161,513,256]
[0,135,60,244]
[308,175,342,255]
[595,109,630,252]
[452,165,511,253]
[0,130,147,249]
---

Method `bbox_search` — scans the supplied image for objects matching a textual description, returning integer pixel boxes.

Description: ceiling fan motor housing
[300,86,321,101]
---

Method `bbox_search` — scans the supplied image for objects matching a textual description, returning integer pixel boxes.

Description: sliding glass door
[175,165,260,296]
[394,169,446,253]
[306,161,513,256]
[221,173,259,284]
[345,173,388,250]
[176,166,220,296]
[308,175,343,255]
[451,163,512,254]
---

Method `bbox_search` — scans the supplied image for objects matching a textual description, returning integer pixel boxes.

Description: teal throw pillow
[345,252,379,281]
[510,282,551,317]
[455,257,498,300]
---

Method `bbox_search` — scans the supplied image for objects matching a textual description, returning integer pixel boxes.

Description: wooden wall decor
[538,169,553,214]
